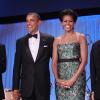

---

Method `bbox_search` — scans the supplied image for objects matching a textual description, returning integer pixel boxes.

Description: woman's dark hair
[59,9,78,23]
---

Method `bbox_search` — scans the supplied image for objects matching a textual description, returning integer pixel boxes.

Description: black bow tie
[28,34,37,39]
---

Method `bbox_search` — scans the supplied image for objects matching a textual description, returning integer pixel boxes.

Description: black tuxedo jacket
[0,44,6,99]
[13,33,54,98]
[90,40,100,99]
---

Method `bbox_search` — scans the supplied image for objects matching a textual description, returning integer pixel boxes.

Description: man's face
[26,14,41,34]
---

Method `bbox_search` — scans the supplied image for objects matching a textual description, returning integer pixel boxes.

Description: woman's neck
[64,31,74,36]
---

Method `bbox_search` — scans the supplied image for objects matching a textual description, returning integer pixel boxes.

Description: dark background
[0,0,100,23]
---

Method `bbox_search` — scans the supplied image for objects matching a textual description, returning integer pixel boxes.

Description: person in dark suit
[90,40,100,100]
[12,12,54,100]
[0,44,6,100]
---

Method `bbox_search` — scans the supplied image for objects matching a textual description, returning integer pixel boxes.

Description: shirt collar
[36,30,40,39]
[29,30,40,39]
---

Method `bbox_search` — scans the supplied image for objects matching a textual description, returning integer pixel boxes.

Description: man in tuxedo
[0,44,6,99]
[12,12,54,100]
[90,40,100,100]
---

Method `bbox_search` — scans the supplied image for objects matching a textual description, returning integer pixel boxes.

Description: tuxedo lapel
[24,35,35,63]
[35,34,45,62]
[24,33,47,63]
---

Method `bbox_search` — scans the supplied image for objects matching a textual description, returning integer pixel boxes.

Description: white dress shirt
[28,31,40,62]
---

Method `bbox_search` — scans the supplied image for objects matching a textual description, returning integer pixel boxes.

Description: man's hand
[91,91,94,100]
[13,90,20,100]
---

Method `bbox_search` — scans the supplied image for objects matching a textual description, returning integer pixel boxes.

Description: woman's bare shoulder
[54,36,62,46]
[76,32,87,44]
[76,32,86,40]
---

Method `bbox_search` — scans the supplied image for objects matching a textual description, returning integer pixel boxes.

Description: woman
[52,9,88,100]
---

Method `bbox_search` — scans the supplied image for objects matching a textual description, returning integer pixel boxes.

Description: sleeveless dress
[56,42,86,100]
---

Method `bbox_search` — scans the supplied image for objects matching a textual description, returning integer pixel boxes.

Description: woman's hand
[56,79,70,89]
[56,79,65,86]
[65,77,76,88]
[56,77,77,89]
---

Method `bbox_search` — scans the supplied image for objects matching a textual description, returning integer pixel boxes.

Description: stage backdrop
[0,15,100,100]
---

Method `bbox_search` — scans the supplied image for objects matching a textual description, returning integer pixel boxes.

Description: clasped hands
[56,78,76,89]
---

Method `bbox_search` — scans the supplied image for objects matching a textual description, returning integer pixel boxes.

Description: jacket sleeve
[0,45,6,73]
[12,40,22,90]
[49,36,54,58]
[90,45,96,91]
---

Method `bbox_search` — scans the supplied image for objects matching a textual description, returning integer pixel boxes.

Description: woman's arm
[52,38,66,87]
[73,34,88,81]
[52,38,59,81]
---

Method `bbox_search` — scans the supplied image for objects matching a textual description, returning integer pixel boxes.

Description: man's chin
[28,30,32,34]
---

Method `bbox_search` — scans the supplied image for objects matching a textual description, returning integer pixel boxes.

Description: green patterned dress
[56,42,86,100]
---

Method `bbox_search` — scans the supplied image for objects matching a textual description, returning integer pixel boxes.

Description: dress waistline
[58,58,79,62]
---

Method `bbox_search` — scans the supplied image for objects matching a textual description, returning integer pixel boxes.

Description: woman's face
[61,15,75,32]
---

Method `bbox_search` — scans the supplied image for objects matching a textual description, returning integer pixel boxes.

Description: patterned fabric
[56,42,86,100]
